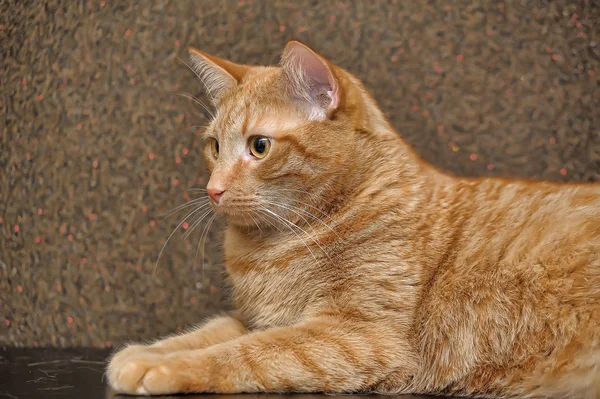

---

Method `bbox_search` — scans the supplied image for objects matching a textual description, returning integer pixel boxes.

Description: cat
[107,40,600,398]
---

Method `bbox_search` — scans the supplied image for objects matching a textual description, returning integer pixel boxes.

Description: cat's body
[107,42,600,398]
[226,126,600,398]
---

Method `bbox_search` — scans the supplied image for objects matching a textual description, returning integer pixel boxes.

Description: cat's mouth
[210,198,261,225]
[212,198,300,230]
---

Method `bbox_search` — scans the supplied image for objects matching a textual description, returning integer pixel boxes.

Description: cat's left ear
[281,40,340,120]
[188,48,250,105]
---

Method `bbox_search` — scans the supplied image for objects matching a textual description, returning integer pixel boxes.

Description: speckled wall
[1,0,598,347]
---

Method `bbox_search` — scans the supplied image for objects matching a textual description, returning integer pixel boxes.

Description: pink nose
[207,188,224,204]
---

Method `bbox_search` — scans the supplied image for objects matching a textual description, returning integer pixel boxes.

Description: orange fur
[107,41,600,398]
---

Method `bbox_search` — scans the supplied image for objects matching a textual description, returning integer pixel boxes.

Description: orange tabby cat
[107,41,600,398]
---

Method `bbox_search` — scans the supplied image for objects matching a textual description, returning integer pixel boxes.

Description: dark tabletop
[0,348,443,399]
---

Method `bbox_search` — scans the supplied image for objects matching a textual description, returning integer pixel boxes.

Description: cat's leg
[107,316,415,395]
[107,313,247,382]
[150,313,247,350]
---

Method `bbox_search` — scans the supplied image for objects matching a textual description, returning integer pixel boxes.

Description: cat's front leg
[149,312,247,350]
[109,313,246,358]
[108,316,415,395]
[107,313,247,392]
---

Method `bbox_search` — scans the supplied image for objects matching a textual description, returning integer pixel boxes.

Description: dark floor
[0,348,443,399]
[1,0,599,347]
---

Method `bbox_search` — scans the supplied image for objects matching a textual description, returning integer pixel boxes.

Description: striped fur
[107,41,600,398]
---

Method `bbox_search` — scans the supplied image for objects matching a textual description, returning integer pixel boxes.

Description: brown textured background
[1,0,599,347]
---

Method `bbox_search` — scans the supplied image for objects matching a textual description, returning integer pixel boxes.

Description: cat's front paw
[107,345,188,395]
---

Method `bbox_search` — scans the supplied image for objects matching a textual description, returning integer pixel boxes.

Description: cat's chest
[224,229,324,329]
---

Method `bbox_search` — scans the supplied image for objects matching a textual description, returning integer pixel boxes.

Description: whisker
[269,190,335,222]
[183,207,214,240]
[265,200,317,233]
[270,187,320,200]
[178,56,217,104]
[154,204,210,275]
[189,209,216,283]
[161,197,210,218]
[265,205,334,263]
[264,200,340,239]
[261,208,322,265]
[260,207,324,266]
[291,200,336,222]
[248,213,263,236]
[240,213,250,231]
[199,213,217,277]
[172,92,215,119]
[257,210,284,233]
[193,220,208,279]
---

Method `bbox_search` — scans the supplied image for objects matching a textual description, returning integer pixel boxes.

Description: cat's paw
[109,344,157,365]
[107,345,187,395]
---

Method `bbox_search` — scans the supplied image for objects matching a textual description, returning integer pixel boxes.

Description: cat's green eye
[210,139,219,158]
[250,136,271,159]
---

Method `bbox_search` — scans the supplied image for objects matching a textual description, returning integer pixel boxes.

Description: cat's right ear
[188,48,249,105]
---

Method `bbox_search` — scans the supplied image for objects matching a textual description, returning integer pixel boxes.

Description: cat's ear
[188,47,250,104]
[281,40,340,120]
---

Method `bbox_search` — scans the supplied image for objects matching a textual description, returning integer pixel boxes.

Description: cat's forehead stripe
[246,113,303,137]
[215,103,303,140]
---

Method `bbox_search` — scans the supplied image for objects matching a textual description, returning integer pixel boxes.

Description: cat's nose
[207,188,225,204]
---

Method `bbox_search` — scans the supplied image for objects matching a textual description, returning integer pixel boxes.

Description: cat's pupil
[215,141,219,153]
[254,138,267,153]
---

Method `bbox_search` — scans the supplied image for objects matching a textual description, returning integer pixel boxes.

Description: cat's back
[463,178,600,285]
[414,176,600,397]
[420,175,600,273]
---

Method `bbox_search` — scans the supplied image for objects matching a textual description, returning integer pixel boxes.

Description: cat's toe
[107,346,167,394]
[141,363,185,395]
[107,357,150,394]
[107,350,186,395]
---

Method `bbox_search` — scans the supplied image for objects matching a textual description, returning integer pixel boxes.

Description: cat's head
[189,41,386,229]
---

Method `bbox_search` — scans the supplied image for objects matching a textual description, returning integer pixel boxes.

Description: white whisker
[178,56,217,104]
[154,204,210,275]
[257,209,284,233]
[264,199,340,239]
[183,207,214,240]
[199,213,217,277]
[248,213,263,236]
[270,187,320,200]
[269,189,335,222]
[260,206,326,266]
[172,93,215,119]
[161,197,210,219]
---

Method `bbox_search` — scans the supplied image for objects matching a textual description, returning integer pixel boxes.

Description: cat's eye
[250,136,271,159]
[210,139,219,158]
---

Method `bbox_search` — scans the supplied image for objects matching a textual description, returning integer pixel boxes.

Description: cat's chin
[226,217,272,234]
[226,217,255,228]
[216,208,263,229]
[221,211,282,233]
